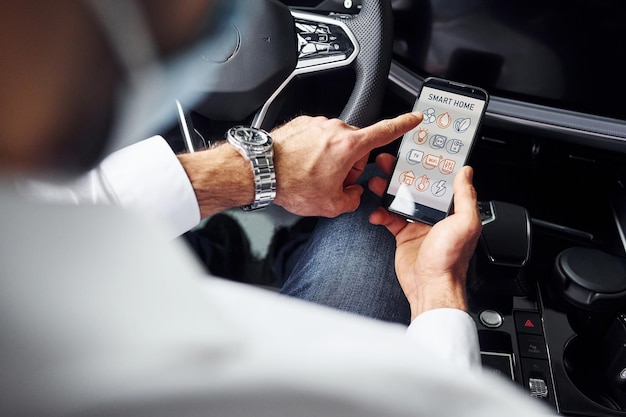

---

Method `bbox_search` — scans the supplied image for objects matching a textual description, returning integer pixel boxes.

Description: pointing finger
[353,112,422,154]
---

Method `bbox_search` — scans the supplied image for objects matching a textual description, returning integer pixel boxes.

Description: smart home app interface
[388,86,485,215]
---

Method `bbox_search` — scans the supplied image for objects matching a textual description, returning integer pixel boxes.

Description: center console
[471,200,626,416]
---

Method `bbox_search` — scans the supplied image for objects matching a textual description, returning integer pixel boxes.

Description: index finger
[353,112,423,153]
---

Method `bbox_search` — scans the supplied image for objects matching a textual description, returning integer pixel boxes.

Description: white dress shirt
[0,188,553,416]
[17,136,480,373]
[19,136,200,240]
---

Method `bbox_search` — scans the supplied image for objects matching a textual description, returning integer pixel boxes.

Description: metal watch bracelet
[244,154,276,211]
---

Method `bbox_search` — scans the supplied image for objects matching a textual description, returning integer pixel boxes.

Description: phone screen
[383,78,488,225]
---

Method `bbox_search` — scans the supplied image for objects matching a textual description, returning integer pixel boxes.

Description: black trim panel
[389,61,626,153]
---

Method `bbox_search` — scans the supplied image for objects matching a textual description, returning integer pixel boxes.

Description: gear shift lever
[479,200,531,267]
[470,201,531,296]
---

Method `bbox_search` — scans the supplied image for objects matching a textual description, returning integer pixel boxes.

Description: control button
[481,352,514,380]
[514,311,543,335]
[529,378,549,399]
[301,44,317,55]
[479,309,504,328]
[315,43,331,53]
[478,200,495,225]
[521,358,555,408]
[518,334,548,360]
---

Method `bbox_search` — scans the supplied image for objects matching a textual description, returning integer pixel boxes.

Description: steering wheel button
[479,309,504,328]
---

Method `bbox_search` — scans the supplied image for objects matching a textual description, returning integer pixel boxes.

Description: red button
[514,311,543,335]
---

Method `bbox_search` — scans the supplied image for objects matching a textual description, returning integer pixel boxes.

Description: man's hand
[368,153,482,321]
[178,112,420,219]
[271,113,422,217]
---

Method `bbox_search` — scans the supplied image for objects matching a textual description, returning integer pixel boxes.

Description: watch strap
[243,154,276,211]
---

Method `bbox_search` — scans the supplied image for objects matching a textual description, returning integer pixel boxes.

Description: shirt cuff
[100,136,201,239]
[406,308,481,372]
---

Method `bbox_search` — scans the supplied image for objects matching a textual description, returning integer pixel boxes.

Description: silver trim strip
[488,112,626,142]
[388,67,419,96]
[176,100,196,153]
[534,283,561,413]
[611,195,626,254]
[531,218,595,241]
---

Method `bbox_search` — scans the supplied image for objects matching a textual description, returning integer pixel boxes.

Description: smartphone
[382,77,489,225]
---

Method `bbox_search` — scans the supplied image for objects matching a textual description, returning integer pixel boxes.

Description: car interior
[165,1,626,414]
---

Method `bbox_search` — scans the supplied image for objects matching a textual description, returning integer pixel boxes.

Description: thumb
[336,184,364,215]
[452,166,479,218]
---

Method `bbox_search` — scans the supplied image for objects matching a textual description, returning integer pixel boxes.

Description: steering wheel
[187,0,393,148]
[255,0,394,129]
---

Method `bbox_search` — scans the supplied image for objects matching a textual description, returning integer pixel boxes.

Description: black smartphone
[382,77,489,225]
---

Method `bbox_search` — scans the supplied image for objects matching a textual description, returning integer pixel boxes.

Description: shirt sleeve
[18,136,201,240]
[405,308,481,372]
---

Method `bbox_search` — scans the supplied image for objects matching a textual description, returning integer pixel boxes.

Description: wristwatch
[226,126,276,211]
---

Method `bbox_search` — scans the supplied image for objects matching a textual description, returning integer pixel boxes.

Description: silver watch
[226,126,276,211]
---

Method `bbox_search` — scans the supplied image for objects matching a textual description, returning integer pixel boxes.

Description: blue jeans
[280,164,411,325]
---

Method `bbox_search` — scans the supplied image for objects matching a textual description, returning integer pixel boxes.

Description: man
[0,1,552,416]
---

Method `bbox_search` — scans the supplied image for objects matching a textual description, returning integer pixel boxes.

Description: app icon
[407,149,424,164]
[446,138,463,154]
[430,134,447,149]
[431,180,447,197]
[454,117,471,133]
[413,128,429,144]
[436,112,452,129]
[422,108,436,124]
[423,154,442,170]
[415,174,430,192]
[439,159,456,175]
[399,171,416,186]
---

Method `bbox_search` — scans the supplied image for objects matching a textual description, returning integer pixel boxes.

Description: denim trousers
[280,164,411,325]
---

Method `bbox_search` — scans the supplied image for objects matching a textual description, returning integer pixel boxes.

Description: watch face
[232,126,270,146]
